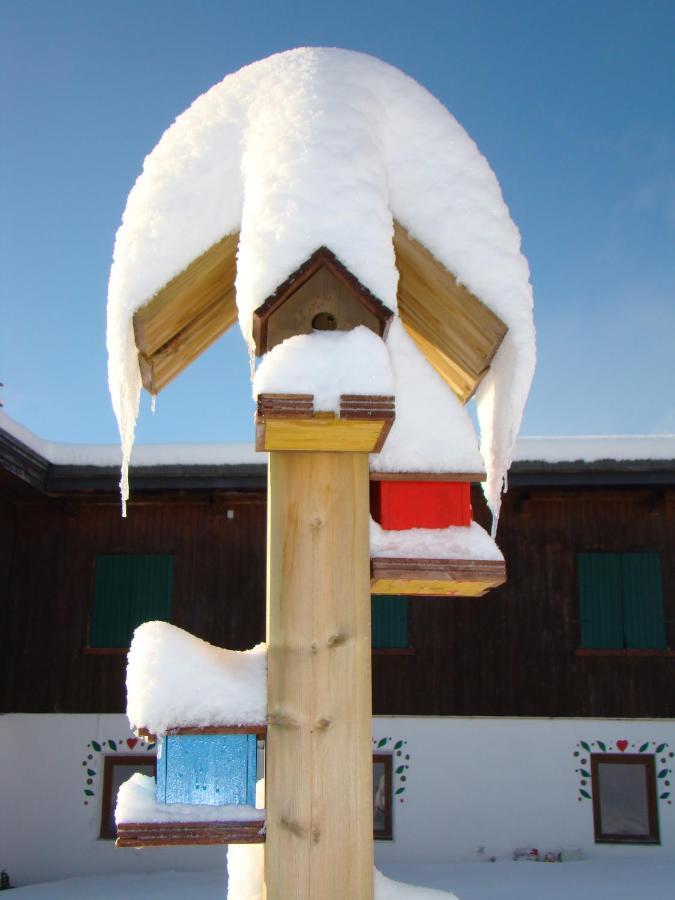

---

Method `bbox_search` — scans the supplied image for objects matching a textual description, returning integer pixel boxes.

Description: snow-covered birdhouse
[115,623,267,847]
[369,473,506,597]
[251,246,393,356]
[367,321,506,597]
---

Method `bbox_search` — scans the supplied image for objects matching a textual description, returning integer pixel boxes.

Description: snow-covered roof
[106,47,535,519]
[2,411,674,471]
[126,622,266,736]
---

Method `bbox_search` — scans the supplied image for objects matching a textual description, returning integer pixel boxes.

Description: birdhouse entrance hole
[252,246,393,356]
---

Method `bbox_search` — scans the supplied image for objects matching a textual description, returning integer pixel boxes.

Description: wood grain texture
[116,819,265,847]
[393,221,507,403]
[252,246,393,355]
[256,394,395,453]
[370,557,506,596]
[133,232,239,394]
[265,452,374,900]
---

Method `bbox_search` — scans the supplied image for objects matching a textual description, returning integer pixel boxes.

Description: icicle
[151,394,157,414]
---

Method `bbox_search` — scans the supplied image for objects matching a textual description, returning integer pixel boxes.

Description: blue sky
[2,0,674,446]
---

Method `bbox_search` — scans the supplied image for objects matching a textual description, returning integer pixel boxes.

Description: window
[373,753,393,840]
[90,554,173,649]
[371,595,409,650]
[100,754,157,839]
[591,754,660,843]
[578,553,665,650]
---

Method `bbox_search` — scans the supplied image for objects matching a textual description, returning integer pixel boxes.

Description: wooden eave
[132,232,239,395]
[256,393,395,453]
[393,221,508,404]
[370,557,506,597]
[251,246,394,356]
[129,221,504,403]
[116,818,266,847]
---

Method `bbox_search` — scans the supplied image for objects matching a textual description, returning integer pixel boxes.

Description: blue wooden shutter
[578,553,623,649]
[621,553,666,649]
[371,595,408,648]
[90,554,173,648]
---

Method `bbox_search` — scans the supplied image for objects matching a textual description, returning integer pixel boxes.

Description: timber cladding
[1,483,673,719]
[1,492,266,713]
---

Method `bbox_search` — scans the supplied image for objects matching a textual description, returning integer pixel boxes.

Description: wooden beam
[116,819,265,847]
[370,471,486,483]
[393,221,508,403]
[370,557,506,596]
[133,232,239,394]
[265,451,374,900]
[256,394,394,453]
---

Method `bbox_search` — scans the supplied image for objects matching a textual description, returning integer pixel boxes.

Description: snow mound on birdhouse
[370,519,503,561]
[373,320,484,474]
[253,327,394,411]
[116,773,264,825]
[126,622,266,735]
[108,47,534,521]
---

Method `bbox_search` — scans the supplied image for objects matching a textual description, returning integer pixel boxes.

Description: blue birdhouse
[156,731,259,807]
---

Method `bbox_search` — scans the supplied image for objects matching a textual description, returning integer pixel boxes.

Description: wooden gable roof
[131,224,507,402]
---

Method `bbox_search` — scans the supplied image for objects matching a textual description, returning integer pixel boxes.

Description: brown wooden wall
[2,481,673,718]
[1,490,266,713]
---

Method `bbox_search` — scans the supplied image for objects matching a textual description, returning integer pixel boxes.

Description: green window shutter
[371,595,408,649]
[90,555,173,648]
[578,553,623,649]
[620,553,666,650]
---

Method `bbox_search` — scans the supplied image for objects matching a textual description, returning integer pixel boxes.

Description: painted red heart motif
[127,738,138,750]
[616,740,628,752]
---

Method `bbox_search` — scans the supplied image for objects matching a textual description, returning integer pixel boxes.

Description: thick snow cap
[126,621,266,736]
[107,48,535,523]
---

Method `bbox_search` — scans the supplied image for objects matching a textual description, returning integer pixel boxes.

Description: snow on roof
[370,519,503,562]
[2,411,674,470]
[513,434,675,464]
[106,47,535,518]
[126,622,266,736]
[372,320,484,475]
[0,410,259,467]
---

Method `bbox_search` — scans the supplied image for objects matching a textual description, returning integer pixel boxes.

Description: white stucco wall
[0,714,224,887]
[372,717,675,866]
[2,714,674,887]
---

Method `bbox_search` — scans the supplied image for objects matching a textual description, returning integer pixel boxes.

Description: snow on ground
[106,47,535,519]
[370,519,503,561]
[9,859,675,899]
[126,622,266,736]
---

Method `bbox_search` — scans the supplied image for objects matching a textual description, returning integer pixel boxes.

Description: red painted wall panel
[370,481,471,529]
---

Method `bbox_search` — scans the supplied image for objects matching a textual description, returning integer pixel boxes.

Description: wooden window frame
[373,752,393,840]
[99,754,157,840]
[590,753,660,844]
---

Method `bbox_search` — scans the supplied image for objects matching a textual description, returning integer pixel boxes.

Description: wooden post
[265,450,374,900]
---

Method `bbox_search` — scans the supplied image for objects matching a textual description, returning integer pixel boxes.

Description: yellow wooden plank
[265,451,373,899]
[258,417,388,453]
[370,577,494,596]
